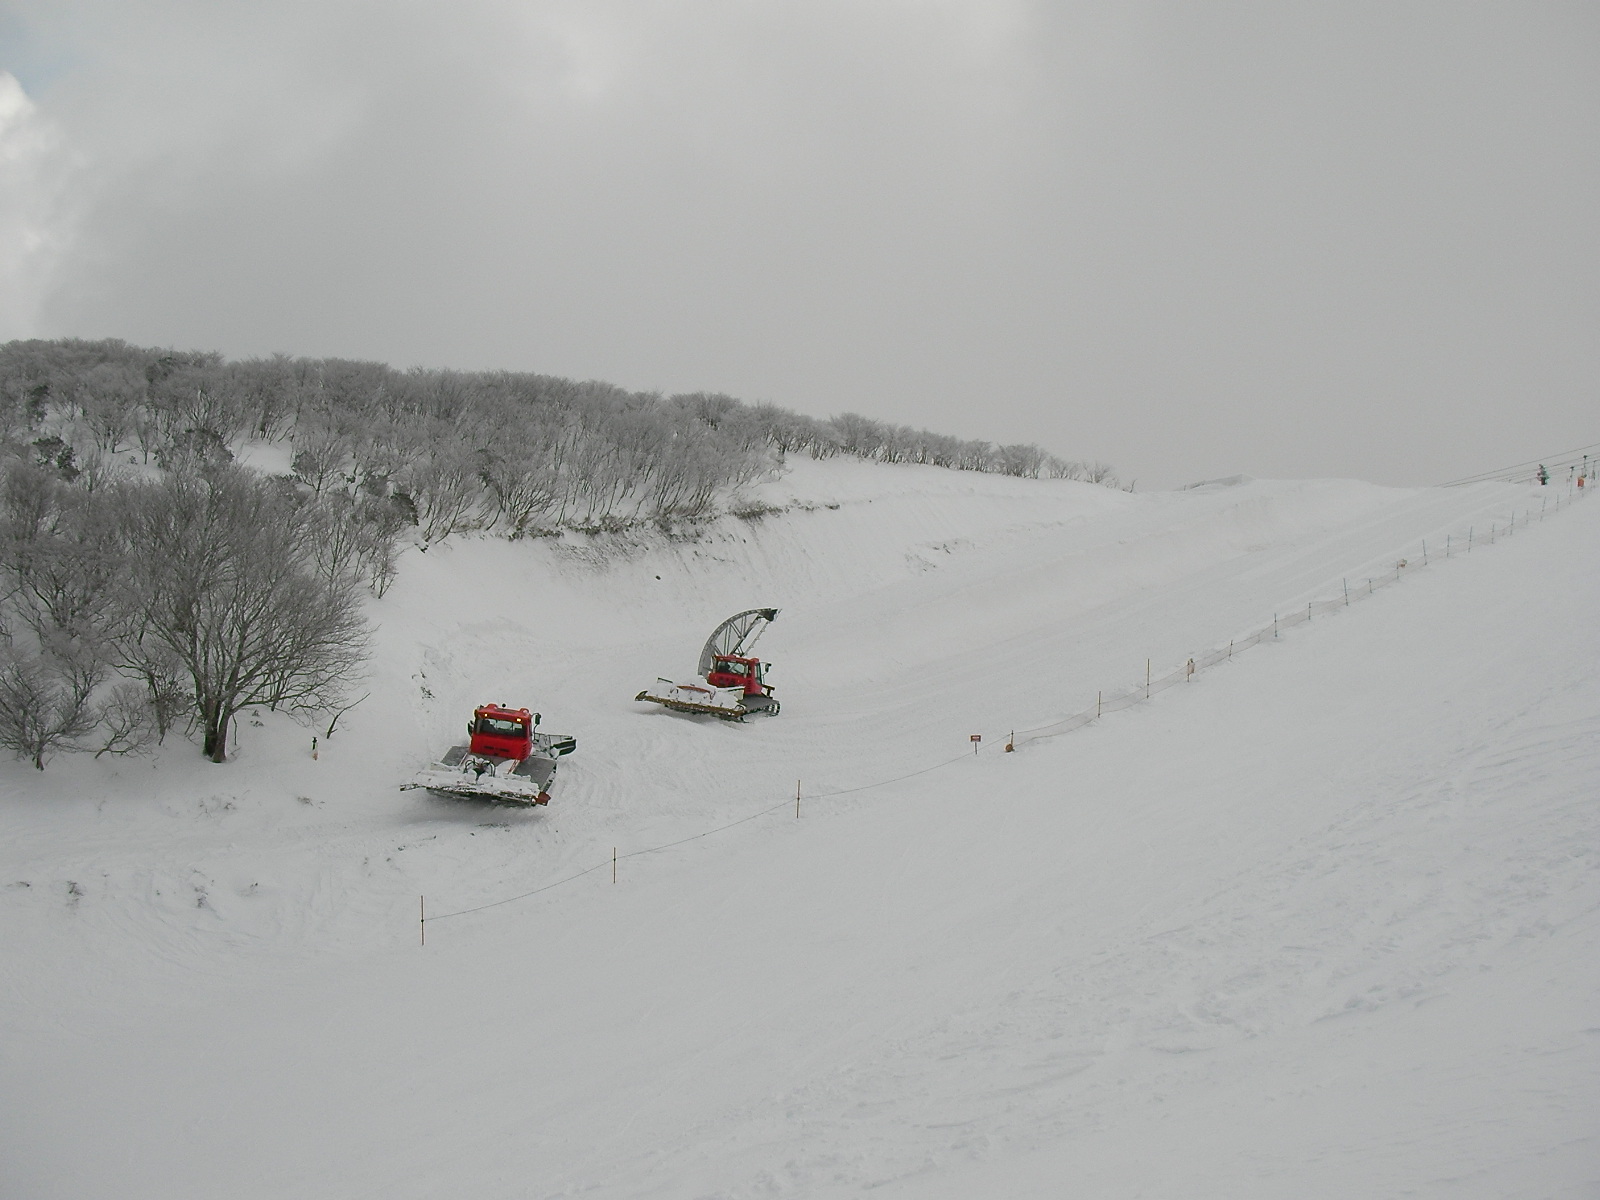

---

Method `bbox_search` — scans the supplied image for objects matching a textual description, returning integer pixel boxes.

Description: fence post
[1422,540,1427,565]
[613,847,617,884]
[1097,690,1102,718]
[420,896,425,947]
[1468,526,1473,552]
[796,779,801,819]
[1146,659,1151,699]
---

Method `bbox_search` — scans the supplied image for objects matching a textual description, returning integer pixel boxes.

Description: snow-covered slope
[2,461,1595,1199]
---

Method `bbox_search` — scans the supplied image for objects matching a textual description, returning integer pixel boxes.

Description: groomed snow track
[3,461,1595,1200]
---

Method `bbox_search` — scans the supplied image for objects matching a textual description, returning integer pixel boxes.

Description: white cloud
[0,70,75,338]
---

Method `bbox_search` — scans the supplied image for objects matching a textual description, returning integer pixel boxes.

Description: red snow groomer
[636,608,780,721]
[402,703,577,805]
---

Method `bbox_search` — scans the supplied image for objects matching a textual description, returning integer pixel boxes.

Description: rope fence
[419,476,1592,941]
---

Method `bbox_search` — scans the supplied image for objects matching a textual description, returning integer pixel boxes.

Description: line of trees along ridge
[0,337,1115,769]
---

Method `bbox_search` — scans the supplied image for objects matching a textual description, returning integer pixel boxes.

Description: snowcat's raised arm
[696,608,779,678]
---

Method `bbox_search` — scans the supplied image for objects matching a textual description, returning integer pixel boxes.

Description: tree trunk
[203,709,230,762]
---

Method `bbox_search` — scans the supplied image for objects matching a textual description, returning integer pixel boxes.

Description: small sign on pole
[970,734,981,755]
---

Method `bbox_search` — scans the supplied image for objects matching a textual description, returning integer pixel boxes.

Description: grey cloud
[2,1,1596,487]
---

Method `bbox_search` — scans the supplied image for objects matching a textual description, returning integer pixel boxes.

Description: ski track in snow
[1,461,1595,1199]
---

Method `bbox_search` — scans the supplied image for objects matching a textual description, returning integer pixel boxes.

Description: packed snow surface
[2,459,1596,1198]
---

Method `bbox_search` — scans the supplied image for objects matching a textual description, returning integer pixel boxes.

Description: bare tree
[121,471,371,762]
[302,491,406,596]
[110,632,192,744]
[0,635,105,769]
[829,413,888,459]
[398,438,485,547]
[996,443,1047,478]
[0,464,125,639]
[0,462,127,767]
[479,442,559,537]
[70,362,146,457]
[290,416,351,498]
[93,681,161,758]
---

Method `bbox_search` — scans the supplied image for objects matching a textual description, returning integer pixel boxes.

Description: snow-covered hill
[2,460,1595,1198]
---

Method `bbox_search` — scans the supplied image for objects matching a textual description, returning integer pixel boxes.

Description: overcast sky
[1,2,1595,488]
